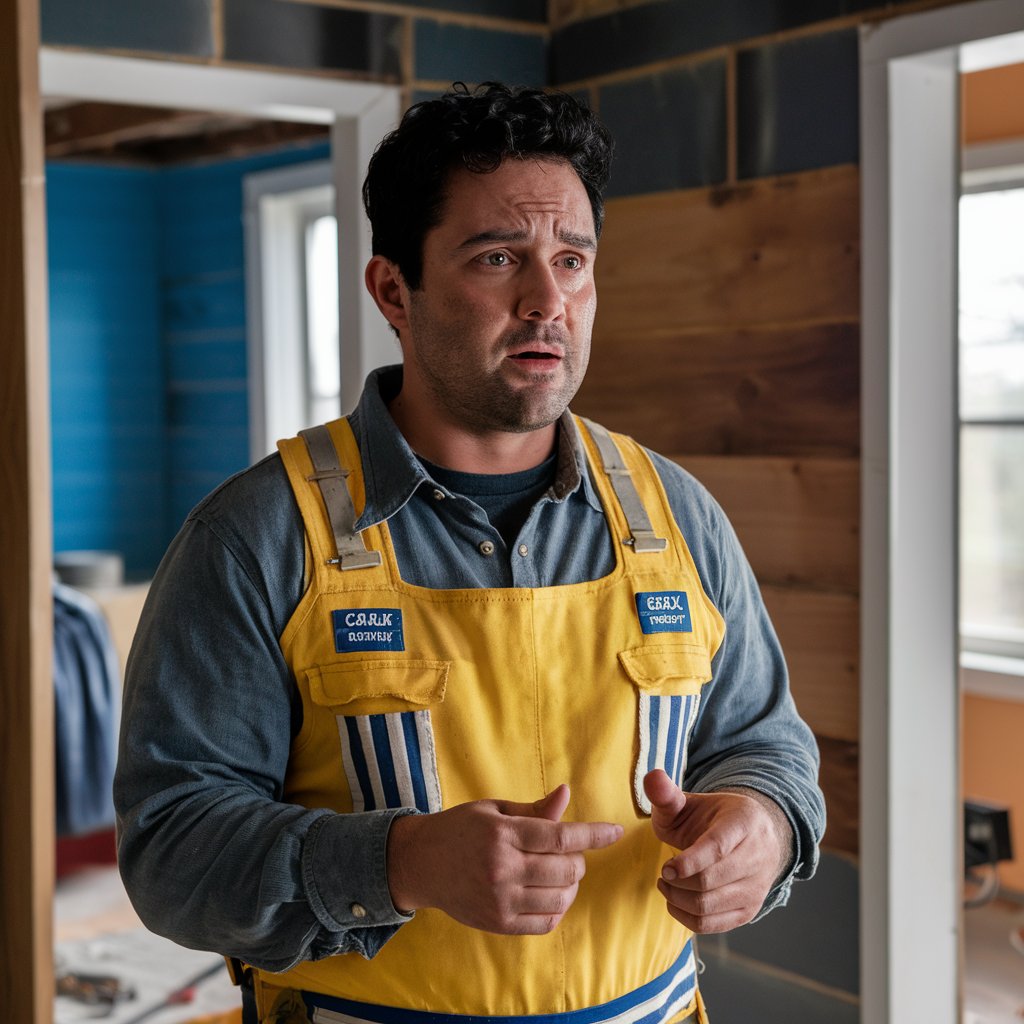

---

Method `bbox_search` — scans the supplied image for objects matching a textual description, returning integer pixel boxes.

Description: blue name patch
[333,608,405,653]
[635,591,693,634]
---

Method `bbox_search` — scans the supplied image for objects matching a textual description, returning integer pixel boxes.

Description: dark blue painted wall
[47,138,330,578]
[48,163,165,576]
[158,140,330,530]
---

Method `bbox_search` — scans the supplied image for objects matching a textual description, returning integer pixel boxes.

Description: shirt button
[432,489,445,501]
[351,903,367,919]
[478,540,495,556]
[518,544,529,557]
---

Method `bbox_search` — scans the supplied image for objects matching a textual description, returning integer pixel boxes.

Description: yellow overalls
[254,415,725,1024]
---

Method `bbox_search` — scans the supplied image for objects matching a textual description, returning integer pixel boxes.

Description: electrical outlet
[964,799,1013,869]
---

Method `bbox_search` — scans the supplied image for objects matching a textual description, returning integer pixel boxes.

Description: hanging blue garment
[53,580,121,836]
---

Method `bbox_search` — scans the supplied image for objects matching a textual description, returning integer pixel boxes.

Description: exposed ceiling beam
[44,101,328,164]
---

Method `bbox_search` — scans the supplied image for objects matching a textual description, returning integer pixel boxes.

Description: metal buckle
[626,529,668,553]
[326,550,383,570]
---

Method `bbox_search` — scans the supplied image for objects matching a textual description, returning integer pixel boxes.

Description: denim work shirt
[114,365,825,973]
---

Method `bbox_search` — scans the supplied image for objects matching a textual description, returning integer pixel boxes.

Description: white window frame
[244,160,337,460]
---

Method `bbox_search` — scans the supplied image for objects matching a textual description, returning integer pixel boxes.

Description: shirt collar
[349,365,604,531]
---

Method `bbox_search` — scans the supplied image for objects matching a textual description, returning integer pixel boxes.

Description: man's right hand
[385,784,623,935]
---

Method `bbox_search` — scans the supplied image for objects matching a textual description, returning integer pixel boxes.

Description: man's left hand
[643,769,792,934]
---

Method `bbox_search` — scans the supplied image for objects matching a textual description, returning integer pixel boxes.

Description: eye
[481,251,511,267]
[561,254,584,270]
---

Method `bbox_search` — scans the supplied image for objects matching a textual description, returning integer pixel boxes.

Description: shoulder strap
[579,418,668,554]
[298,424,382,571]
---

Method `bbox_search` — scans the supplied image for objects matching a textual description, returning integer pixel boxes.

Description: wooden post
[0,0,56,1020]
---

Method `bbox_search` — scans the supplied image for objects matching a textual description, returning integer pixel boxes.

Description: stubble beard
[413,324,589,436]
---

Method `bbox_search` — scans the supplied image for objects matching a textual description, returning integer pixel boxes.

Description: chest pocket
[619,646,712,815]
[306,659,448,814]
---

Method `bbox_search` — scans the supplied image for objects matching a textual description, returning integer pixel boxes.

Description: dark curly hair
[362,82,613,290]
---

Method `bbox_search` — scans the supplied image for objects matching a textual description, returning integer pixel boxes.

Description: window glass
[305,214,340,426]
[960,424,1024,643]
[959,186,1024,657]
[959,188,1024,420]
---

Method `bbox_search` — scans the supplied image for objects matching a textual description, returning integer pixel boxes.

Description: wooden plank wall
[576,165,860,853]
[0,0,56,1019]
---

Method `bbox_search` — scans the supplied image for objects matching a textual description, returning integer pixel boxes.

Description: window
[304,213,340,428]
[244,160,341,460]
[959,153,1024,668]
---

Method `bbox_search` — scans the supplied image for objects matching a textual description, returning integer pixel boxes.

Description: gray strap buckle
[299,425,383,571]
[582,418,668,554]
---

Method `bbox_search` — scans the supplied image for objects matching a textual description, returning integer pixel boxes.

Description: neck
[387,391,558,474]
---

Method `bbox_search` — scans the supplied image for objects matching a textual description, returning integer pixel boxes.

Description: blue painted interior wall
[159,140,330,531]
[48,163,165,576]
[48,138,330,578]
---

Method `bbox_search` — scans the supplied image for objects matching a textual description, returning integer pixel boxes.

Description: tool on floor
[118,959,226,1024]
[56,969,136,1008]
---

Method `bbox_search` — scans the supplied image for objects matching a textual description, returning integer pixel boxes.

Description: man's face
[400,157,598,436]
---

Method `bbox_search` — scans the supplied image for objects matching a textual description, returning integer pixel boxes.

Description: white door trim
[859,3,1024,1021]
[39,48,401,424]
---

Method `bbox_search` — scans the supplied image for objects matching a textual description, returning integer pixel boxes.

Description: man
[115,83,824,1024]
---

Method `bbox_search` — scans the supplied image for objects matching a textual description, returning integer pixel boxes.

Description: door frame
[859,3,1024,1020]
[1,1,53,1020]
[3,47,401,1022]
[39,48,402,414]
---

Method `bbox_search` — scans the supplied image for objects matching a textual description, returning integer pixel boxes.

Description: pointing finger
[514,818,623,854]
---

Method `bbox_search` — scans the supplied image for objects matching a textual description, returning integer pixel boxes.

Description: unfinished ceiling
[44,100,328,165]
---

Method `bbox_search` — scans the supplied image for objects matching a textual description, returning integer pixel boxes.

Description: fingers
[533,783,571,822]
[496,785,624,854]
[494,783,570,822]
[658,792,777,888]
[478,878,581,937]
[519,850,586,888]
[648,791,788,933]
[656,877,760,933]
[482,792,621,934]
[514,816,623,854]
[389,790,624,937]
[519,881,580,917]
[644,768,684,806]
[661,820,746,885]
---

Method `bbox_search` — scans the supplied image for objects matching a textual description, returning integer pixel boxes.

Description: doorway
[40,49,401,415]
[859,3,1024,1022]
[36,49,401,1023]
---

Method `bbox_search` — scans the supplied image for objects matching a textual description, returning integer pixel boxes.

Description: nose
[516,262,566,322]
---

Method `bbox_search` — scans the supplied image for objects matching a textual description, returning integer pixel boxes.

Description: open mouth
[509,351,560,361]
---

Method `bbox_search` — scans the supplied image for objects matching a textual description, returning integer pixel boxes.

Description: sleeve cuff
[302,807,420,934]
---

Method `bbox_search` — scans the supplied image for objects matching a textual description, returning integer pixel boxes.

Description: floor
[963,897,1024,1024]
[55,865,1024,1023]
[55,866,240,1024]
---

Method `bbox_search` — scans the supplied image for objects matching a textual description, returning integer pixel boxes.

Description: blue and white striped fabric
[634,693,702,815]
[306,939,697,1024]
[337,710,442,813]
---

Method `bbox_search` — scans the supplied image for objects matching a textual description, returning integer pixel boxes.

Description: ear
[364,256,410,334]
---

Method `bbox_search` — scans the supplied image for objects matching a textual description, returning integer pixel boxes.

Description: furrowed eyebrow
[453,228,597,253]
[454,229,527,252]
[558,230,597,251]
